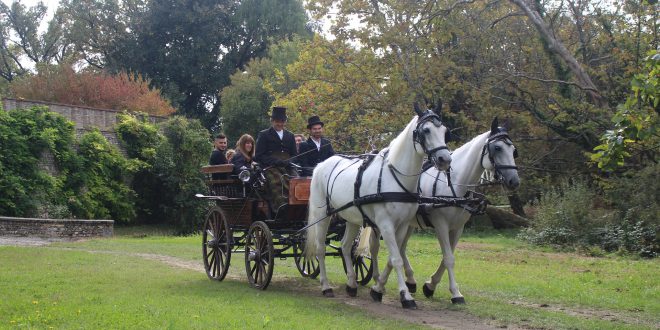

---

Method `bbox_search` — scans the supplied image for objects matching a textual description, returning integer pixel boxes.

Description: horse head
[413,103,452,171]
[482,117,520,190]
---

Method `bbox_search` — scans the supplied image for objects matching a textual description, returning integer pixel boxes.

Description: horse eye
[494,146,502,152]
[422,127,430,134]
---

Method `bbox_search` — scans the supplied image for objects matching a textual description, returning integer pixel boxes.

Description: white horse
[372,117,520,304]
[305,105,452,309]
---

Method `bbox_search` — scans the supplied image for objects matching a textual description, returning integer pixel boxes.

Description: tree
[219,37,306,142]
[69,0,313,127]
[0,1,71,82]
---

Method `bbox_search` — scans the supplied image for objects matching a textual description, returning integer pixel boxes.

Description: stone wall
[2,98,165,147]
[0,216,114,239]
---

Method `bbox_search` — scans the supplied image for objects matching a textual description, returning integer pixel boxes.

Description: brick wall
[0,216,114,239]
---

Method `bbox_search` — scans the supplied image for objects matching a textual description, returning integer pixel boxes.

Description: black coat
[254,127,297,167]
[299,137,335,176]
[209,149,228,179]
[230,152,252,174]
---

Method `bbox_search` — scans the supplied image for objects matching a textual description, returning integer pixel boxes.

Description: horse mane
[386,116,417,162]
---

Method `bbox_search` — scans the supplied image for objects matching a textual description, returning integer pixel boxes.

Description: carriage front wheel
[245,221,274,290]
[202,207,231,281]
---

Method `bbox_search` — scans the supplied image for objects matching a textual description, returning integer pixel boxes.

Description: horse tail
[355,227,373,257]
[305,163,330,259]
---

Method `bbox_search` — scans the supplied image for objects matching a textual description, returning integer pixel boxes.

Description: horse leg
[423,223,450,299]
[445,227,465,304]
[377,225,415,293]
[369,227,381,285]
[341,223,361,297]
[311,210,334,297]
[371,223,416,309]
[400,226,417,293]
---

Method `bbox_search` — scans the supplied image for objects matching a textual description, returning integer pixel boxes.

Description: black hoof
[400,291,417,309]
[369,288,383,302]
[346,285,358,297]
[405,281,417,293]
[423,283,434,298]
[451,296,466,304]
[322,288,334,298]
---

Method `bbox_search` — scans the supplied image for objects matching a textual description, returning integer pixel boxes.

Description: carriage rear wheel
[245,221,274,290]
[341,238,373,286]
[292,238,320,279]
[202,207,231,281]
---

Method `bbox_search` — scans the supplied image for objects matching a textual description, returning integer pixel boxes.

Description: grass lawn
[1,227,658,329]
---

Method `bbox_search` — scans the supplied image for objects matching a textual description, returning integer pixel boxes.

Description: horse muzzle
[430,149,452,171]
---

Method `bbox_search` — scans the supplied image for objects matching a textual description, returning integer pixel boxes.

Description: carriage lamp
[239,169,251,182]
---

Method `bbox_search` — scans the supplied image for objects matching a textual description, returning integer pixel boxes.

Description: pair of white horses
[305,105,520,308]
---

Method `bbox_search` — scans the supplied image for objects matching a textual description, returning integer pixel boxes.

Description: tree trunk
[485,206,529,229]
[508,0,604,106]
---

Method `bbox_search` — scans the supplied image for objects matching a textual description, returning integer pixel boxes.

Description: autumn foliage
[9,65,176,116]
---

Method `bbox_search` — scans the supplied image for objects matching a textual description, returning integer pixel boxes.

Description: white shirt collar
[275,129,284,139]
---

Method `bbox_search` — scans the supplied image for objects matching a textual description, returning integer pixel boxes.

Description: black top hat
[306,115,324,129]
[271,106,287,121]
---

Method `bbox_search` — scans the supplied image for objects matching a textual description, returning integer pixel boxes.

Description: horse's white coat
[305,113,451,305]
[373,123,520,302]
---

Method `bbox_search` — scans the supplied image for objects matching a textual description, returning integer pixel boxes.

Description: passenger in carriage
[209,133,229,180]
[255,106,298,214]
[299,115,335,176]
[294,133,305,153]
[231,134,255,174]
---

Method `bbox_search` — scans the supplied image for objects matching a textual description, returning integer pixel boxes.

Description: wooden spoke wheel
[245,221,274,290]
[292,238,320,279]
[341,238,374,286]
[202,207,231,281]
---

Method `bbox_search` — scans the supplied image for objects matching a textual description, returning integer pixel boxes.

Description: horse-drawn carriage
[196,163,373,290]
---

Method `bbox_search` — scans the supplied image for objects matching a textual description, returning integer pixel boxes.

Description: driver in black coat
[299,115,335,176]
[254,106,298,216]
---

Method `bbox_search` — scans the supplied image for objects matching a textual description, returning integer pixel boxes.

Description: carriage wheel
[202,207,231,281]
[245,221,274,290]
[342,239,374,286]
[292,239,320,279]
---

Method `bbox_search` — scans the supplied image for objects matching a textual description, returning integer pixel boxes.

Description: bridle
[413,110,450,168]
[480,130,519,182]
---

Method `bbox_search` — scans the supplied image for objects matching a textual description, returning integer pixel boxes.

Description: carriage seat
[201,164,243,197]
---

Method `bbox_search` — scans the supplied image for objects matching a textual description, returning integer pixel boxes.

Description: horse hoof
[369,288,383,302]
[423,283,434,298]
[346,285,358,297]
[400,290,417,309]
[406,281,417,293]
[322,289,335,298]
[451,297,466,304]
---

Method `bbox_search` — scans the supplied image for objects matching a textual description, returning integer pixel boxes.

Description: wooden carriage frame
[198,164,373,290]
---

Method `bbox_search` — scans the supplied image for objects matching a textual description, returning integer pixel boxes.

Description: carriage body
[198,164,371,290]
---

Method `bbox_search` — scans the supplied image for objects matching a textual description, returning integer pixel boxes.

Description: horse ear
[413,102,424,116]
[490,117,499,135]
[433,100,442,115]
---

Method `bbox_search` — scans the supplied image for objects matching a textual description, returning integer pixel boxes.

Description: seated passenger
[226,149,236,162]
[209,133,229,180]
[231,134,255,174]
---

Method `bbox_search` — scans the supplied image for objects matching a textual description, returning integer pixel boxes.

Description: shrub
[116,113,211,232]
[0,106,138,223]
[9,64,176,116]
[519,179,602,247]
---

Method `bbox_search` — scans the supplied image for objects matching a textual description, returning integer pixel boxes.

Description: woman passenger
[231,134,255,174]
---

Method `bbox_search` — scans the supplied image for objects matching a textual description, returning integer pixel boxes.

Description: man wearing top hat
[254,106,298,216]
[299,115,335,176]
